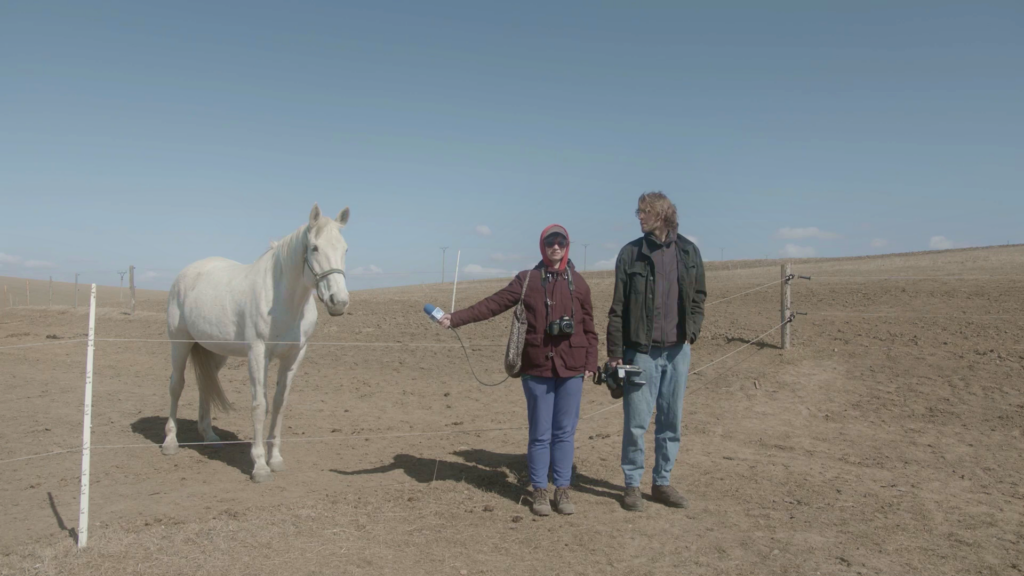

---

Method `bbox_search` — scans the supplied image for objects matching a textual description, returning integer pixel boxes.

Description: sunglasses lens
[545,239,565,248]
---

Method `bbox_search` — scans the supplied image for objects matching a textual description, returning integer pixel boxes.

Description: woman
[439,225,599,516]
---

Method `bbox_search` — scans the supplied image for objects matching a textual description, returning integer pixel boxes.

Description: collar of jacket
[534,259,576,275]
[640,233,677,258]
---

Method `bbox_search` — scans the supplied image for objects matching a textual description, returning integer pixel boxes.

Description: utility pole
[118,270,127,302]
[582,244,589,272]
[720,248,724,261]
[440,247,449,284]
[75,273,80,308]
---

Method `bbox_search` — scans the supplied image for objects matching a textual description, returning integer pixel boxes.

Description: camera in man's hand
[594,361,646,399]
[546,315,574,336]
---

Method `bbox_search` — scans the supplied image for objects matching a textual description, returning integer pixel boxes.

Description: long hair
[638,192,678,238]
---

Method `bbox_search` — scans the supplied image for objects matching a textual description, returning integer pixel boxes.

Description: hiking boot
[531,487,552,516]
[621,486,644,511]
[652,484,689,509]
[553,487,575,515]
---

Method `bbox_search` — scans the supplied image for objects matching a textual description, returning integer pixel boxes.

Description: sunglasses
[544,238,567,249]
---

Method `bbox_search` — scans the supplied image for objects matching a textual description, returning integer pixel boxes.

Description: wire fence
[2,268,1020,467]
[0,317,790,467]
[0,277,793,464]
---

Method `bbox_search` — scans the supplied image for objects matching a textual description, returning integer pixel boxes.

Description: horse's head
[304,203,350,316]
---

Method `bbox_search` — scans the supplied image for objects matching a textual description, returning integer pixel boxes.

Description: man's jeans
[621,343,691,487]
[522,375,584,489]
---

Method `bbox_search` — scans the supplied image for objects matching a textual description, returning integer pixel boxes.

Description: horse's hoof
[251,470,274,483]
[161,444,179,456]
[269,459,286,472]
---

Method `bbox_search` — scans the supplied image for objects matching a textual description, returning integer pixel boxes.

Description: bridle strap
[305,255,346,283]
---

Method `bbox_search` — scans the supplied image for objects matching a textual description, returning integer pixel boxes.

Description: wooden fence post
[781,263,792,349]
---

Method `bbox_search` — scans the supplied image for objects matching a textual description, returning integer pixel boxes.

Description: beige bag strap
[517,269,531,304]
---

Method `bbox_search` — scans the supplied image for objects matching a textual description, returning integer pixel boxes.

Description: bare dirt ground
[1,246,1022,576]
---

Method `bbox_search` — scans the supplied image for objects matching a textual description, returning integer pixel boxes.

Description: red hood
[540,224,569,272]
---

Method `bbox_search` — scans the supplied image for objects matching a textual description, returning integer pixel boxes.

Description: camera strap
[541,268,576,326]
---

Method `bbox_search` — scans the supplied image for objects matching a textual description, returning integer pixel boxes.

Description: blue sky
[1,1,1021,290]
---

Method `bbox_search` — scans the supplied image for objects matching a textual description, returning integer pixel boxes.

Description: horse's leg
[162,340,193,455]
[248,343,273,483]
[197,354,229,446]
[267,345,307,472]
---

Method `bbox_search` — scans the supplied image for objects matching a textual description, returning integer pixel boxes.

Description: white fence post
[77,284,97,549]
[129,265,136,315]
[451,250,460,312]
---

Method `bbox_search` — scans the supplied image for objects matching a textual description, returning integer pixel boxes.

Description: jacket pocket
[564,333,587,371]
[522,333,547,369]
[569,331,588,347]
[627,264,648,308]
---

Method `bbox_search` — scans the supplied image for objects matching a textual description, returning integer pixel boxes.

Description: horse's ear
[309,203,321,227]
[336,207,350,228]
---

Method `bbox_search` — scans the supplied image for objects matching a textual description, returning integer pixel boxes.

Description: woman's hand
[439,313,452,329]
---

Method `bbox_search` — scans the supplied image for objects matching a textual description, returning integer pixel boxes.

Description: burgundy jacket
[450,261,599,378]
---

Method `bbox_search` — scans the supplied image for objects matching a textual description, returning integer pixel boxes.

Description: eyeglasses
[635,208,652,218]
[544,238,567,249]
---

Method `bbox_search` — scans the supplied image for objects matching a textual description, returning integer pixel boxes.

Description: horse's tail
[190,345,231,412]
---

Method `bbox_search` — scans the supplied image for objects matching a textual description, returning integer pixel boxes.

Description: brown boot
[531,487,551,516]
[621,486,644,511]
[652,484,689,508]
[553,487,575,515]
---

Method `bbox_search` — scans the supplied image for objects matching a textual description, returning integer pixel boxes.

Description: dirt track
[1,246,1023,576]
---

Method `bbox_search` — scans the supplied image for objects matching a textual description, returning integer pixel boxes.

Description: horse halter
[304,254,346,285]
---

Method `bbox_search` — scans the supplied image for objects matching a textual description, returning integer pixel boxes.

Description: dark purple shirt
[647,234,680,347]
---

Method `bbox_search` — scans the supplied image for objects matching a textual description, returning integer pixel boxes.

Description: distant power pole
[118,270,128,302]
[440,247,449,284]
[75,273,80,308]
[720,248,724,261]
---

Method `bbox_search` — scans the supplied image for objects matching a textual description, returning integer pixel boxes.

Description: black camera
[546,315,574,336]
[594,361,646,399]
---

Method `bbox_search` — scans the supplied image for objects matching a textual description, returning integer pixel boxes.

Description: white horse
[162,203,350,483]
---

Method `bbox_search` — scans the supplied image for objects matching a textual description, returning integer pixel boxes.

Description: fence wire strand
[0,319,792,465]
[576,318,791,421]
[0,339,88,351]
[706,279,783,306]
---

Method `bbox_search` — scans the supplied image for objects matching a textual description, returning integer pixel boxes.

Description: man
[605,191,707,511]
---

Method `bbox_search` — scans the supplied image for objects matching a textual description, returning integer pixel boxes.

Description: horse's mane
[259,219,336,261]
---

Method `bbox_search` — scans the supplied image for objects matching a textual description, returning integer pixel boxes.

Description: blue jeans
[521,375,584,489]
[621,343,691,487]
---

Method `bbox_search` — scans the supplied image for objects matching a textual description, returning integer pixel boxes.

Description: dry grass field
[1,245,1022,575]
